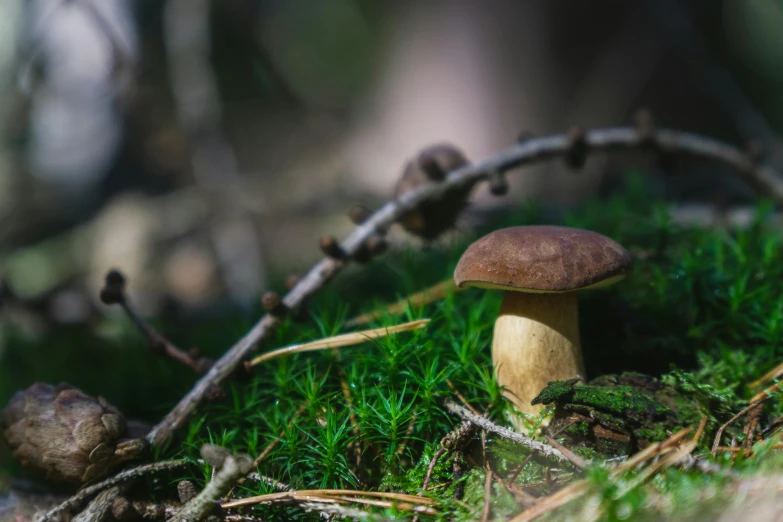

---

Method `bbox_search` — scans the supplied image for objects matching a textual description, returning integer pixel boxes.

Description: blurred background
[2,0,783,325]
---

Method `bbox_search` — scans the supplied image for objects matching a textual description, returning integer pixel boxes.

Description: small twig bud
[348,205,373,225]
[634,107,655,144]
[285,274,301,290]
[418,154,446,181]
[366,236,388,256]
[105,269,126,289]
[565,127,588,170]
[200,444,231,469]
[262,291,289,317]
[100,269,127,305]
[111,497,137,522]
[261,291,279,311]
[177,480,198,503]
[488,170,509,196]
[353,235,388,264]
[319,236,347,260]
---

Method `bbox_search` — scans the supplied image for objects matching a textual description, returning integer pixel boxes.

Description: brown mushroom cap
[454,226,632,293]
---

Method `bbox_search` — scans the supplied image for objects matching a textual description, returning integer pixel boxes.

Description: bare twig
[72,487,123,522]
[712,398,770,456]
[444,402,568,463]
[248,319,430,366]
[420,447,447,493]
[146,125,783,447]
[32,460,192,522]
[544,436,589,470]
[480,467,493,522]
[100,270,210,374]
[759,414,783,439]
[167,446,253,522]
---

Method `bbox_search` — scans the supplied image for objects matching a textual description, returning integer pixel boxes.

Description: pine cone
[394,143,475,240]
[1,383,147,484]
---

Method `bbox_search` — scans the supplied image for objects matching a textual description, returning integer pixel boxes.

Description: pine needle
[749,360,783,389]
[222,489,438,514]
[248,319,430,367]
[345,279,461,327]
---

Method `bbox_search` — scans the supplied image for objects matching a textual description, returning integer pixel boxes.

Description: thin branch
[146,125,783,447]
[480,467,493,522]
[420,448,446,493]
[167,447,252,522]
[32,460,192,522]
[712,397,770,456]
[444,402,568,464]
[100,270,209,375]
[543,435,589,470]
[71,487,123,522]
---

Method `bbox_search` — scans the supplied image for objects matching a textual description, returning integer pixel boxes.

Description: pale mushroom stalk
[454,226,632,431]
[493,291,584,416]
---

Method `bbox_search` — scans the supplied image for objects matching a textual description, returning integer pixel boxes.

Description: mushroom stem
[493,291,586,418]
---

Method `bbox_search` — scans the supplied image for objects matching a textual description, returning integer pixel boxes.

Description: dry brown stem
[712,397,770,455]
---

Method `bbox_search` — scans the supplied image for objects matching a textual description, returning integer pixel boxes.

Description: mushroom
[453,226,632,422]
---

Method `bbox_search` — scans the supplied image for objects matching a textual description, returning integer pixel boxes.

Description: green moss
[533,380,669,420]
[3,176,783,520]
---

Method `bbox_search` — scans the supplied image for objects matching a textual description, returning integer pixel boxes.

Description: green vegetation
[2,174,783,519]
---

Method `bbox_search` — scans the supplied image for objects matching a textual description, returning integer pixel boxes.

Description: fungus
[453,226,632,423]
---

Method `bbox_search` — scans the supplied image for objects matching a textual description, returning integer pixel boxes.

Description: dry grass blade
[714,443,783,454]
[248,319,430,366]
[222,489,438,514]
[346,279,462,327]
[750,382,781,403]
[508,428,695,522]
[544,436,589,470]
[692,417,708,443]
[749,360,783,388]
[508,482,588,522]
[712,398,769,455]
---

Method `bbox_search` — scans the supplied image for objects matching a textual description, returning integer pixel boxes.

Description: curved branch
[32,460,192,522]
[145,126,783,447]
